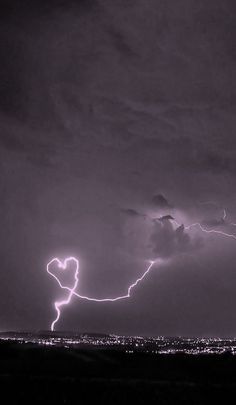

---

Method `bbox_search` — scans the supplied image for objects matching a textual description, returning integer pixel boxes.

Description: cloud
[149,218,203,259]
[157,214,174,221]
[120,208,146,219]
[152,194,172,208]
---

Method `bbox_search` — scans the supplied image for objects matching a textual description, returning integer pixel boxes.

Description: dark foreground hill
[0,340,236,404]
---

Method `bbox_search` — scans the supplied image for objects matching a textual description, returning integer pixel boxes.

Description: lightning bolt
[47,257,79,332]
[47,208,236,331]
[173,209,236,240]
[47,258,156,331]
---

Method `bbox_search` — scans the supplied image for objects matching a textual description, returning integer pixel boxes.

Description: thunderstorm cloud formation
[149,220,203,259]
[0,0,236,337]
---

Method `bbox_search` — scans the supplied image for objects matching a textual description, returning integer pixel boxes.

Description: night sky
[1,0,236,336]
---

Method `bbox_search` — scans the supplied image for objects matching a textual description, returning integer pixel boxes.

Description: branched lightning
[47,257,79,332]
[47,208,236,331]
[173,221,236,240]
[47,258,156,331]
[173,209,236,240]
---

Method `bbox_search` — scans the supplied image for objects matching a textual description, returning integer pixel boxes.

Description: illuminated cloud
[150,217,203,259]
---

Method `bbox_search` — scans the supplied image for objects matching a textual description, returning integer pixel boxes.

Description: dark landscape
[0,333,236,404]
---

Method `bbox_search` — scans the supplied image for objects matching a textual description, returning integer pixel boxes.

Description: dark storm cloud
[0,0,235,176]
[152,194,171,209]
[0,0,236,336]
[120,208,146,218]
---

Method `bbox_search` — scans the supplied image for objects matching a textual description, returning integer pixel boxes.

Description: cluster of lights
[1,333,236,355]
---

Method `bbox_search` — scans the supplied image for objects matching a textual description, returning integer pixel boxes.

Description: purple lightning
[47,257,157,331]
[47,208,236,331]
[172,209,236,240]
[47,257,79,331]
